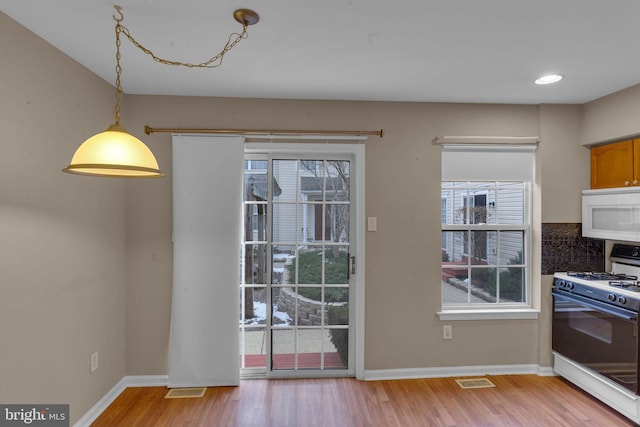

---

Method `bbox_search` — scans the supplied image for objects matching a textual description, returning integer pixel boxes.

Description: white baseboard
[364,364,555,381]
[73,375,168,427]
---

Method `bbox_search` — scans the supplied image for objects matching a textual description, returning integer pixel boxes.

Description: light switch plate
[91,352,99,373]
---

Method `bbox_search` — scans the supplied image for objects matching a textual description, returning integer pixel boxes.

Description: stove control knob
[608,294,617,302]
[619,296,627,305]
[567,282,574,290]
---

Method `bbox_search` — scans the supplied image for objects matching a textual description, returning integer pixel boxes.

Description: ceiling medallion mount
[234,9,260,26]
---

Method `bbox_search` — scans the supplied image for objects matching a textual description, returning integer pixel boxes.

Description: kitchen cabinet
[590,138,640,189]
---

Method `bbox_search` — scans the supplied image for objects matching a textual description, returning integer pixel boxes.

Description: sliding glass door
[240,148,358,378]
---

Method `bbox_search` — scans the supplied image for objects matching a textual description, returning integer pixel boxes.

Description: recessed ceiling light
[535,74,564,85]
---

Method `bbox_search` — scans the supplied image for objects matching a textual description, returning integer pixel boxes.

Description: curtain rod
[144,125,384,138]
[433,136,539,145]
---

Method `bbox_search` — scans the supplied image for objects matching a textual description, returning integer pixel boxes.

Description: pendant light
[63,6,259,178]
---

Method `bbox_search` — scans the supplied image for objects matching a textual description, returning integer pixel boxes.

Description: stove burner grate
[567,271,638,281]
[609,280,640,292]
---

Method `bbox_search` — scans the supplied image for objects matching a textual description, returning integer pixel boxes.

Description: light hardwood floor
[91,375,637,426]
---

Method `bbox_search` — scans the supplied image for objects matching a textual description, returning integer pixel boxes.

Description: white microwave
[582,187,640,242]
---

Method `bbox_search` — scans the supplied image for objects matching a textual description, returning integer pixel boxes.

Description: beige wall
[539,104,590,221]
[3,7,629,424]
[123,98,578,372]
[582,84,640,145]
[0,12,127,424]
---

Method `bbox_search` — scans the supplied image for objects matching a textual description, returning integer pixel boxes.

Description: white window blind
[441,144,536,181]
[169,134,244,387]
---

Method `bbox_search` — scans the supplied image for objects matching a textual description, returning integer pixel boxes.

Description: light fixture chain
[110,7,250,127]
[117,24,248,69]
[64,5,258,178]
[114,17,124,126]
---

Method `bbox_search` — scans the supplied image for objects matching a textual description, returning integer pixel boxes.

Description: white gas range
[553,243,640,424]
[553,271,640,311]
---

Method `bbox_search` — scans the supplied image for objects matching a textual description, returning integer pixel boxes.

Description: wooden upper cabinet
[635,139,640,186]
[590,139,640,189]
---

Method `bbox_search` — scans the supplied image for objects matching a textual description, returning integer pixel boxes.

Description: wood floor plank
[90,375,636,426]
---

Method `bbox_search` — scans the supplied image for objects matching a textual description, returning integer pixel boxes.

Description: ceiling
[2,0,640,104]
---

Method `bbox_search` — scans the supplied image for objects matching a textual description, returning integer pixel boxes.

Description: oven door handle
[552,290,638,321]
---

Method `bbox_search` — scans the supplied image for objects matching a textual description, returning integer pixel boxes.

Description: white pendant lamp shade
[63,124,163,178]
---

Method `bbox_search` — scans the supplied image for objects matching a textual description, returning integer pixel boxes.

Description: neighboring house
[441,183,524,271]
[249,160,350,247]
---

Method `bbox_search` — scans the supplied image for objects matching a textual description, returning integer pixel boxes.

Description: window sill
[437,308,539,321]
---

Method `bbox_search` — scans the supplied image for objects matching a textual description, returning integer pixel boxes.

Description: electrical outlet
[443,325,452,340]
[91,351,99,373]
[367,217,377,231]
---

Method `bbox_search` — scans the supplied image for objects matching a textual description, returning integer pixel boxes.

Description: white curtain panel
[169,134,244,387]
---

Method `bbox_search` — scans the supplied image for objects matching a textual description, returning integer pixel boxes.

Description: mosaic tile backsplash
[541,223,604,275]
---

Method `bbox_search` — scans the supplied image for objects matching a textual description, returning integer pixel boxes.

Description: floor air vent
[165,387,207,399]
[455,378,496,389]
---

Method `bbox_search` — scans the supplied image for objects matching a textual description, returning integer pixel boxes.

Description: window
[441,181,529,306]
[440,144,535,314]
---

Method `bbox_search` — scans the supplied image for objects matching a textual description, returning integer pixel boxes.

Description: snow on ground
[244,301,292,325]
